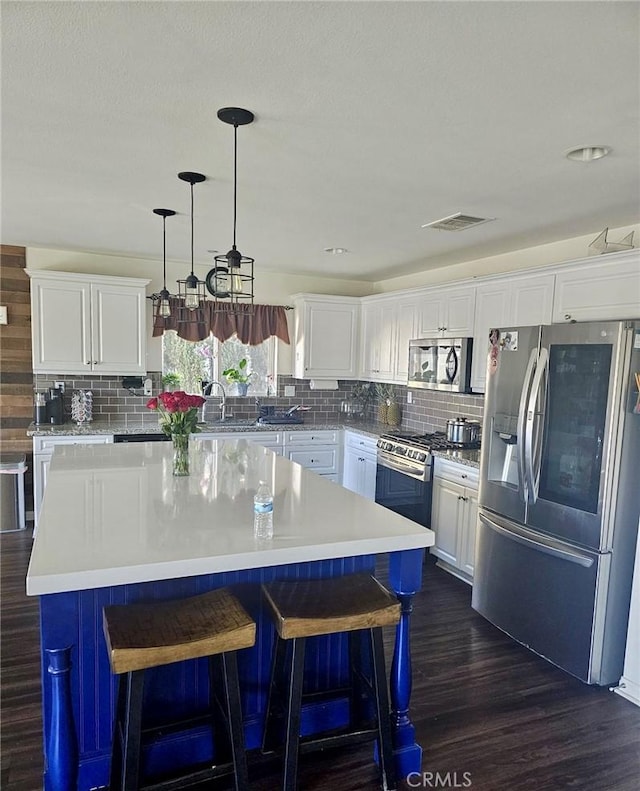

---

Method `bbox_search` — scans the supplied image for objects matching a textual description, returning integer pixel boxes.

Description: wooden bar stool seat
[103,588,256,791]
[261,573,401,791]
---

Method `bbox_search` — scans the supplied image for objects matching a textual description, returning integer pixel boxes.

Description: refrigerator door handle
[517,348,538,504]
[479,512,594,568]
[524,347,549,504]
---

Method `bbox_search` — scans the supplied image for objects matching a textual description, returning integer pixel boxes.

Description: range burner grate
[379,431,480,452]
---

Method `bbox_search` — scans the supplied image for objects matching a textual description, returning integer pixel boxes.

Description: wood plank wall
[0,246,33,511]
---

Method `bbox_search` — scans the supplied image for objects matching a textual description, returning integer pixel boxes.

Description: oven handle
[376,454,428,482]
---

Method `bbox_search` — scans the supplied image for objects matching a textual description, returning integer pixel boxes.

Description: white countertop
[26,438,434,596]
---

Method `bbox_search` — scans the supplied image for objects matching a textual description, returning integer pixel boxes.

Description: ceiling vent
[421,213,495,231]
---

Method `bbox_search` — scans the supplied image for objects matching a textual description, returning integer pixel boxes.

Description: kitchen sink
[196,419,259,429]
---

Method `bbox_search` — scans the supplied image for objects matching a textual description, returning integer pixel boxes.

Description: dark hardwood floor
[2,528,639,790]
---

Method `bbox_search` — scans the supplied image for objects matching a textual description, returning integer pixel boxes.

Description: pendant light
[150,208,177,319]
[176,171,207,311]
[205,107,254,309]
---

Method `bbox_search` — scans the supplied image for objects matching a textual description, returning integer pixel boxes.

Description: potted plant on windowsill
[222,358,254,396]
[161,372,182,392]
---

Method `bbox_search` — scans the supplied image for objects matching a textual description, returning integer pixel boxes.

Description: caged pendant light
[176,171,207,312]
[150,208,177,320]
[205,107,255,310]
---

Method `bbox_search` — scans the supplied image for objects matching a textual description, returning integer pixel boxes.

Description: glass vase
[172,433,190,476]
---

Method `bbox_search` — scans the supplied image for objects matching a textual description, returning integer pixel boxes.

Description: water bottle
[253,481,274,540]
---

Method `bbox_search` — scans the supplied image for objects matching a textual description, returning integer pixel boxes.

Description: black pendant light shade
[176,171,207,312]
[205,108,255,309]
[149,208,177,320]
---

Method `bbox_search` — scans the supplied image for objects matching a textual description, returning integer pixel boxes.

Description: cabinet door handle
[85,361,91,365]
[564,314,571,321]
[461,473,467,478]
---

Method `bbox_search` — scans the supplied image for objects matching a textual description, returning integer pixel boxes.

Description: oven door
[375,454,432,528]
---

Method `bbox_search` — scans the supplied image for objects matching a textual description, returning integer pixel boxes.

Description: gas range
[376,431,480,481]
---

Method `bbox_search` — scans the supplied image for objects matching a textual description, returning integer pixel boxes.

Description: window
[162,331,277,396]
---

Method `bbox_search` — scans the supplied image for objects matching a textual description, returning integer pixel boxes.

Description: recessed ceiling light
[324,247,349,254]
[565,145,611,162]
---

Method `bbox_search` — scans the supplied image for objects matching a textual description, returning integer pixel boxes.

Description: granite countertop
[432,448,481,469]
[26,439,434,596]
[27,419,392,439]
[28,420,481,467]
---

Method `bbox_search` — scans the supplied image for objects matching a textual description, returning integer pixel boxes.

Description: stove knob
[397,447,406,455]
[417,452,427,462]
[383,441,393,451]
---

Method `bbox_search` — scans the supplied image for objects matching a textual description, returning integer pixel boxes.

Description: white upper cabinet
[552,251,640,324]
[360,300,397,382]
[292,294,360,379]
[393,297,420,383]
[27,270,149,375]
[471,273,554,393]
[418,285,476,337]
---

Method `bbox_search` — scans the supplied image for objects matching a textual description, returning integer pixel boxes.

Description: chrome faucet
[201,380,227,423]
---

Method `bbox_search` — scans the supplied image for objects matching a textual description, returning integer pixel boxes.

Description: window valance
[152,299,291,345]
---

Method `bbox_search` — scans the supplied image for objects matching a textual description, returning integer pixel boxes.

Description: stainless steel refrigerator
[472,320,640,686]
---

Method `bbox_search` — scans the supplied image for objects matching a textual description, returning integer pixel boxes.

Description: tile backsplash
[32,373,484,433]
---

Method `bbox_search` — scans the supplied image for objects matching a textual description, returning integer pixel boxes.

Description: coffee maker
[46,387,65,425]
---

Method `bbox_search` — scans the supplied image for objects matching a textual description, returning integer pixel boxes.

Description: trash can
[0,453,27,532]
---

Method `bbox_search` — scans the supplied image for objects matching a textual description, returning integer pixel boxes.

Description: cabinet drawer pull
[461,473,467,479]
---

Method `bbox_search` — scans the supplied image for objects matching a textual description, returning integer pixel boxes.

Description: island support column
[388,548,424,778]
[45,646,78,791]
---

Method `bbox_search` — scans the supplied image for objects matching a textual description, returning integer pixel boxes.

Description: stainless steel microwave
[407,337,473,392]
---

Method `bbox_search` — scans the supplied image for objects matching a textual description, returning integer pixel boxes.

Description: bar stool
[103,588,256,791]
[261,573,400,791]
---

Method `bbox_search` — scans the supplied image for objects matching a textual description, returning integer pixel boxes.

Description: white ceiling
[2,1,639,283]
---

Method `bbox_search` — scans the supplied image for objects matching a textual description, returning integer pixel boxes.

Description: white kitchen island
[27,437,434,791]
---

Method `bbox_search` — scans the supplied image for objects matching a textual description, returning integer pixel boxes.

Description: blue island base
[39,550,425,790]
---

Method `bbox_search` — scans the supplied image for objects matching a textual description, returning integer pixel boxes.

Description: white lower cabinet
[33,434,114,529]
[430,458,479,583]
[342,431,377,500]
[196,431,285,455]
[198,429,341,478]
[285,430,341,480]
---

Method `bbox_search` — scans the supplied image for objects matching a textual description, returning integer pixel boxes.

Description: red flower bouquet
[146,391,206,437]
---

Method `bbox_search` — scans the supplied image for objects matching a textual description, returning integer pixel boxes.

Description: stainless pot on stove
[446,417,480,445]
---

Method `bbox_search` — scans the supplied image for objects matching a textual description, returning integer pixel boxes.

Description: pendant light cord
[232,123,238,249]
[162,215,167,289]
[190,181,195,276]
